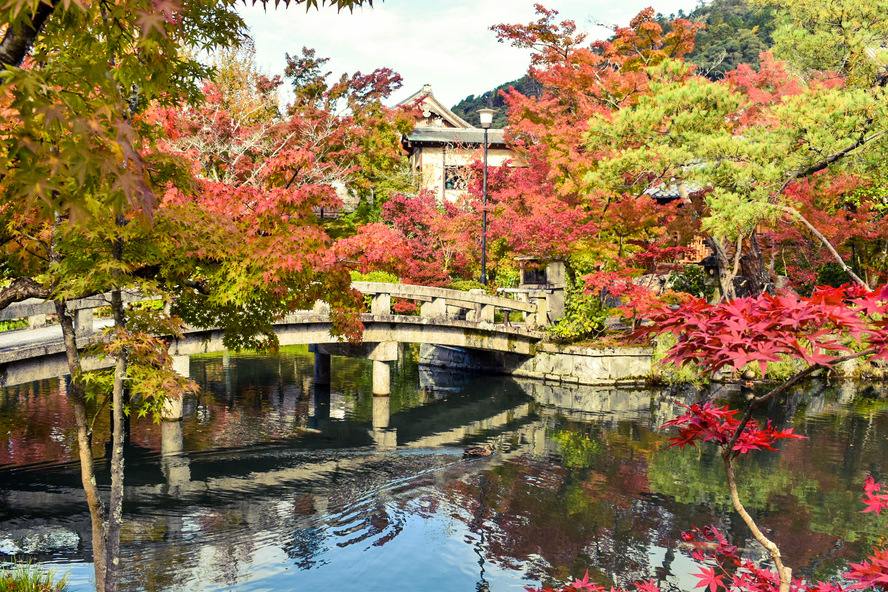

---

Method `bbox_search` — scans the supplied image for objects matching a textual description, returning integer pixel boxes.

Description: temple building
[399,84,517,202]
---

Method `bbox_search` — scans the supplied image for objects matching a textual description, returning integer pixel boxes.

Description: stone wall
[418,342,653,385]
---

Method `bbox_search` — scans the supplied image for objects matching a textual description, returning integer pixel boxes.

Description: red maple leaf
[693,566,725,592]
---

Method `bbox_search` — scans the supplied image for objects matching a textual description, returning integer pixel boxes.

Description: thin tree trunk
[49,210,109,592]
[105,222,128,592]
[722,456,792,592]
[53,299,108,592]
[105,286,127,592]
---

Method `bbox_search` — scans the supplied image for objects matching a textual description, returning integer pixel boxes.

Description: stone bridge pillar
[372,361,390,395]
[172,354,190,377]
[310,381,331,435]
[163,355,190,420]
[310,345,331,386]
[368,341,398,396]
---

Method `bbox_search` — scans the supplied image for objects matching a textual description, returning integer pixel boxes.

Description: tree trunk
[739,232,773,296]
[707,237,737,301]
[105,287,127,592]
[54,300,108,592]
[48,210,109,592]
[723,456,792,592]
[0,0,59,69]
[104,218,129,592]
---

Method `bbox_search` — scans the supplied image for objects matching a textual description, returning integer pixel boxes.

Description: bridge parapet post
[370,293,391,315]
[466,303,494,323]
[74,307,94,337]
[446,304,464,318]
[420,297,447,318]
[529,295,549,330]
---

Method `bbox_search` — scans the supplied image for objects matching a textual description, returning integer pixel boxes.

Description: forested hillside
[452,0,778,121]
[660,0,778,79]
[450,75,542,127]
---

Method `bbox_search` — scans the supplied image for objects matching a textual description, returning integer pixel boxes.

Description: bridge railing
[351,282,543,330]
[0,283,545,338]
[0,291,145,337]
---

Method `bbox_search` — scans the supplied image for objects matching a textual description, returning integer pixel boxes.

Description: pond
[1,345,887,591]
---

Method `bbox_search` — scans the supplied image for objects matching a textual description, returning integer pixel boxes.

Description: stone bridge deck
[0,283,548,389]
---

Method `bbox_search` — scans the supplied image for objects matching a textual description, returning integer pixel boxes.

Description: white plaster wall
[415,145,516,202]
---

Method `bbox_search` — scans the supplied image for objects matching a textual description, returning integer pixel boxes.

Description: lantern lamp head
[477,108,496,129]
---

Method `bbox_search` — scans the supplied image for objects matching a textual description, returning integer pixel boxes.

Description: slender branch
[775,204,871,290]
[723,455,792,592]
[773,129,884,199]
[87,392,112,436]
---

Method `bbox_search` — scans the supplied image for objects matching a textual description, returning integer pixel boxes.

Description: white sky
[240,0,701,108]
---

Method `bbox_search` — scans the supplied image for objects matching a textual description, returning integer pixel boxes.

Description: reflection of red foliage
[674,483,888,592]
[0,382,113,466]
[654,384,888,592]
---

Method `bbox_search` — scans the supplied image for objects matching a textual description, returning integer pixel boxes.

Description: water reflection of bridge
[0,369,673,570]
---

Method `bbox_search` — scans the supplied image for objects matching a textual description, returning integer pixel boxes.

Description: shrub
[669,264,716,300]
[0,563,69,592]
[0,319,28,332]
[446,279,487,292]
[350,270,400,284]
[548,281,608,343]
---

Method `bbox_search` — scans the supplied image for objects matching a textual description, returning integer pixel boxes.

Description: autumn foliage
[635,283,888,376]
[379,191,476,285]
[483,5,701,283]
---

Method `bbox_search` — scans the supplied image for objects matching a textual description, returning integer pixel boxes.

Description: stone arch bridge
[0,282,549,392]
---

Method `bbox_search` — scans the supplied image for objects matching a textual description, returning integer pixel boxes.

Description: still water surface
[1,346,887,591]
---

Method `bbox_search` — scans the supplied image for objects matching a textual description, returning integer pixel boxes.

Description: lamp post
[477,108,495,285]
